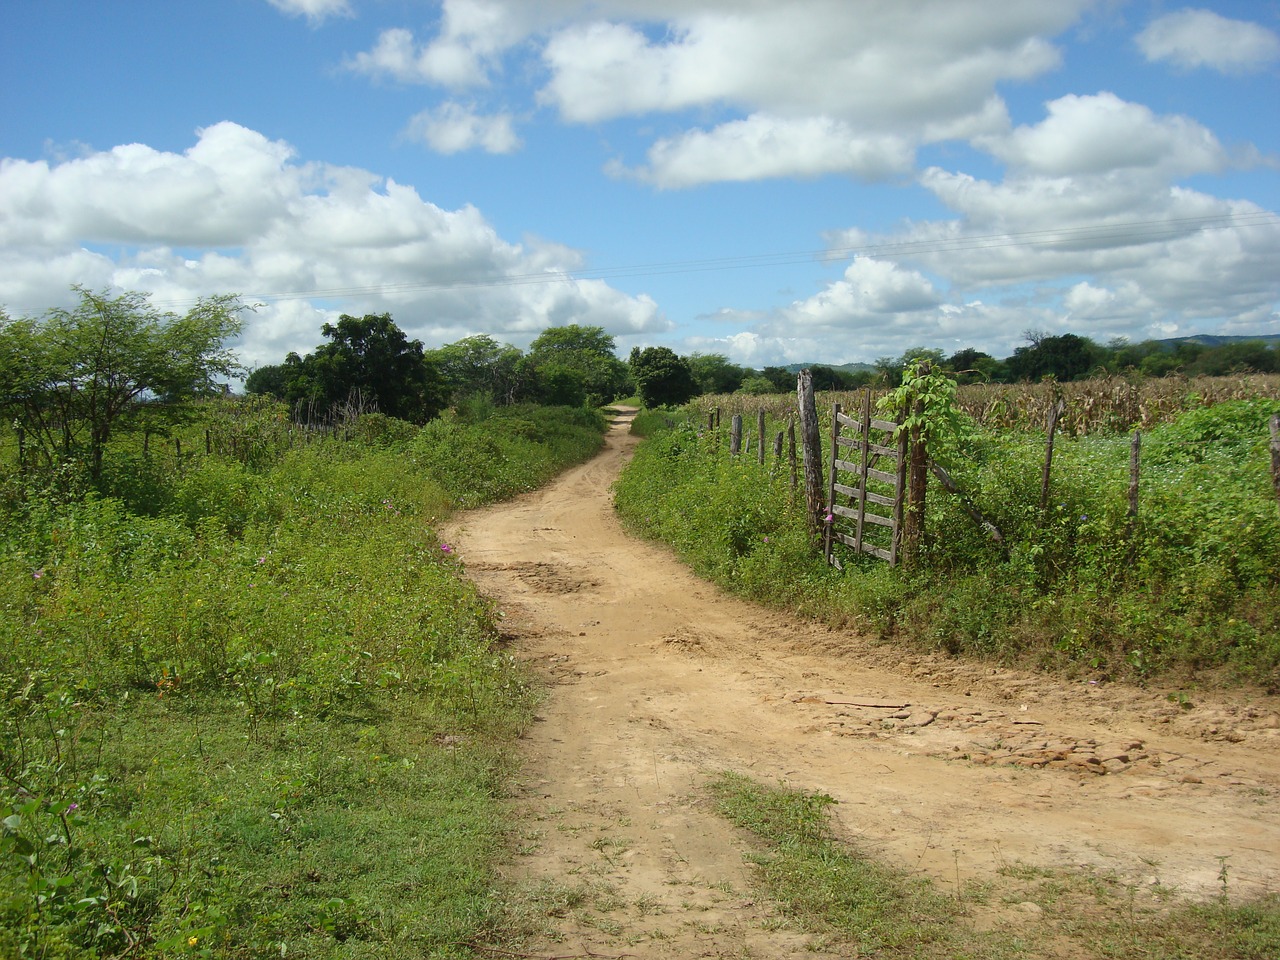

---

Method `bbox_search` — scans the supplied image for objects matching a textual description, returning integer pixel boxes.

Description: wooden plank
[832,506,894,528]
[869,417,898,432]
[835,435,900,459]
[833,484,895,508]
[834,461,900,487]
[835,410,862,430]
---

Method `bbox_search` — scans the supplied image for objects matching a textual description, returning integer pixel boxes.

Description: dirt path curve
[446,408,1280,958]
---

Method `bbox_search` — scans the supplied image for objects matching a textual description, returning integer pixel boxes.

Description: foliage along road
[446,407,1280,958]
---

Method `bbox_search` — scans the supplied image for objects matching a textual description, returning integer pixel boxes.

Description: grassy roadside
[616,395,1280,688]
[1,402,606,958]
[709,772,1280,959]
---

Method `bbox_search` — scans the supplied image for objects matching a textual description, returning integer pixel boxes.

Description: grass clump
[710,772,1280,959]
[0,399,607,958]
[707,772,1004,958]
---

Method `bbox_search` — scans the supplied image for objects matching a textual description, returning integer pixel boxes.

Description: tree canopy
[282,313,445,423]
[0,286,244,479]
[427,334,525,404]
[629,346,697,408]
[521,324,630,407]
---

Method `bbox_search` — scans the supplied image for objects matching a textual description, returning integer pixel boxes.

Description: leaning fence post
[1270,414,1280,511]
[788,418,798,493]
[1128,430,1142,523]
[730,414,743,457]
[797,369,824,534]
[902,397,928,565]
[1040,396,1065,511]
[757,409,766,465]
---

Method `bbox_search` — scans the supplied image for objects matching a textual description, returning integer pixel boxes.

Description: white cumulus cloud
[1137,8,1280,73]
[620,114,914,188]
[0,124,667,369]
[980,92,1227,179]
[265,0,352,24]
[404,102,522,154]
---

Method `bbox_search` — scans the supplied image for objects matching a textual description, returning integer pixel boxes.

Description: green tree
[428,335,525,404]
[760,366,796,392]
[1188,340,1278,376]
[0,286,245,480]
[520,324,630,407]
[628,346,697,408]
[245,363,288,399]
[686,353,747,395]
[284,313,444,423]
[1006,332,1100,382]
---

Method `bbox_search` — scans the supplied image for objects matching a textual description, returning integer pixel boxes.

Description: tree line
[248,315,1280,417]
[4,288,1276,486]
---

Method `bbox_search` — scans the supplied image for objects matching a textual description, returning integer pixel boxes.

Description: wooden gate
[824,391,906,567]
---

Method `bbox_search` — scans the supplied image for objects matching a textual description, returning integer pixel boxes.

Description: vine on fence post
[877,360,970,565]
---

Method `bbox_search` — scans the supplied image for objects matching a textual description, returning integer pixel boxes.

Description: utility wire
[156,209,1278,307]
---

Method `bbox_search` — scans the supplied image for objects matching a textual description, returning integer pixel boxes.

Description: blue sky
[2,0,1278,373]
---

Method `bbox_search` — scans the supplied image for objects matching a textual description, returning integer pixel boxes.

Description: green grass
[0,399,606,958]
[614,398,1280,687]
[709,772,1280,960]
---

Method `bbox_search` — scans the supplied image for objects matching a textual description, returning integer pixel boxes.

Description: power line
[157,209,1279,307]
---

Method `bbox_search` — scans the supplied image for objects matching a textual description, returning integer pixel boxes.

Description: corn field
[688,374,1280,436]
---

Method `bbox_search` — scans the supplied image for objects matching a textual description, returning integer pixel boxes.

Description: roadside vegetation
[0,288,611,959]
[710,773,1280,959]
[5,286,1279,957]
[616,375,1280,688]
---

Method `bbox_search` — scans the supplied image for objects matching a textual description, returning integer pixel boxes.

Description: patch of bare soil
[445,408,1280,958]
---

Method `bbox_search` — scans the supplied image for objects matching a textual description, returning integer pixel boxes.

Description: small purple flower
[67,803,78,811]
[256,556,266,564]
[824,513,834,524]
[440,543,454,555]
[32,568,44,580]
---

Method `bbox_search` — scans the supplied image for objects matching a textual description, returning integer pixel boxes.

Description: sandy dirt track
[445,408,1280,958]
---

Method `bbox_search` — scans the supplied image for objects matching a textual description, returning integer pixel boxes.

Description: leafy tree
[245,363,288,399]
[628,346,697,408]
[760,366,796,392]
[876,347,945,387]
[737,375,777,395]
[1188,340,1278,376]
[1006,333,1100,382]
[284,313,445,423]
[687,353,747,395]
[520,324,630,407]
[428,334,525,404]
[0,286,244,480]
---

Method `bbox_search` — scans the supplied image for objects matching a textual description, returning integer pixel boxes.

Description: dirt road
[446,408,1280,957]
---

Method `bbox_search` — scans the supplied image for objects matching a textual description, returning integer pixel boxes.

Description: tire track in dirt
[446,408,1280,958]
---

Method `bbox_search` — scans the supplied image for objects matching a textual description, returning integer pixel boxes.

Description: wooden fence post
[1128,430,1142,523]
[757,409,766,465]
[1040,396,1065,510]
[902,397,928,565]
[797,370,824,533]
[730,414,743,456]
[788,418,798,493]
[1270,414,1280,511]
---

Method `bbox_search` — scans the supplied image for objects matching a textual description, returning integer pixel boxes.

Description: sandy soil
[445,408,1280,958]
